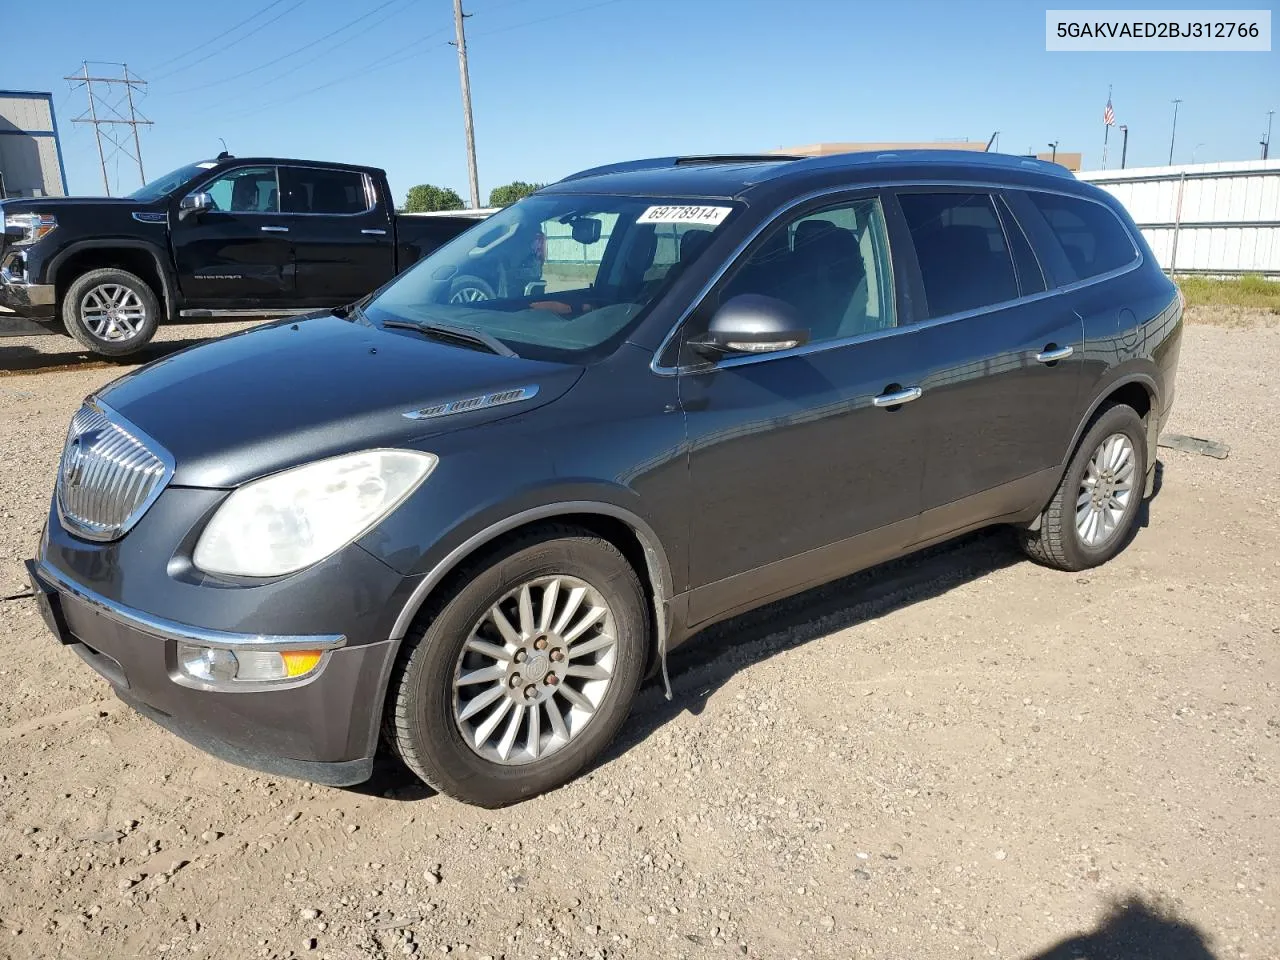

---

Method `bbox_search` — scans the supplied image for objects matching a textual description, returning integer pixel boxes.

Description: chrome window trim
[56,399,177,542]
[32,559,346,653]
[649,178,1143,376]
[185,164,379,218]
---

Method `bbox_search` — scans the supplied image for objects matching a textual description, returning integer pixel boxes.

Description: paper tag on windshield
[636,205,732,225]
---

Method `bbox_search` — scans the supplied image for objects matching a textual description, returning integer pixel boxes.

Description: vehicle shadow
[1023,895,1217,960]
[358,461,1166,803]
[0,336,213,376]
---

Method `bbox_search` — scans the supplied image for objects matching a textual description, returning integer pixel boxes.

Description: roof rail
[557,157,681,183]
[673,154,802,165]
[809,149,1076,178]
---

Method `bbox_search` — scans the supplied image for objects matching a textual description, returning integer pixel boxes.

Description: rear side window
[897,192,1018,319]
[279,167,370,215]
[1025,192,1137,280]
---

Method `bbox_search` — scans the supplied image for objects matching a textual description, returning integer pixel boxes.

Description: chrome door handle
[872,386,923,408]
[1035,345,1074,363]
[260,225,289,233]
[361,228,387,236]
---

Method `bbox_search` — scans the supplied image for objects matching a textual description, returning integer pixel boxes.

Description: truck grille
[56,403,174,541]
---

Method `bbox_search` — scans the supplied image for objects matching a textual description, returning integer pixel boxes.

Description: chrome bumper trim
[32,560,347,652]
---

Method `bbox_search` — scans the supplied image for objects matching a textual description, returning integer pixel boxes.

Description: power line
[145,0,292,75]
[469,0,629,38]
[150,0,309,82]
[157,0,405,96]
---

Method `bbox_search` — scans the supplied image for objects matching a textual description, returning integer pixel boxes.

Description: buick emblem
[63,437,87,488]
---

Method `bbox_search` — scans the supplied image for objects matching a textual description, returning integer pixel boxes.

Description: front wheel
[61,268,160,357]
[385,528,649,807]
[1020,403,1148,571]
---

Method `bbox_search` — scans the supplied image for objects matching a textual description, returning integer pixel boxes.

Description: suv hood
[96,314,585,487]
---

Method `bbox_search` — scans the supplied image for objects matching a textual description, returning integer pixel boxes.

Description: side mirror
[688,294,810,358]
[179,192,212,217]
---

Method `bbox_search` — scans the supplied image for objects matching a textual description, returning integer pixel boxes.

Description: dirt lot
[1,313,1277,960]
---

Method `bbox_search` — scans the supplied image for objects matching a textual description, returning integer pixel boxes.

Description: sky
[3,0,1277,203]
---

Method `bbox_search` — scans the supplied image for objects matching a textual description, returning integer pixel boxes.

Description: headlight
[177,642,325,684]
[3,212,57,244]
[193,449,437,577]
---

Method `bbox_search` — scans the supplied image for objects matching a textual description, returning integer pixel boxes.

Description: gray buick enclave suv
[27,150,1182,807]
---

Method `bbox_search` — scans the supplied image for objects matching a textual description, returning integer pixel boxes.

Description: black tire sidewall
[61,269,160,357]
[393,536,648,807]
[1059,405,1147,568]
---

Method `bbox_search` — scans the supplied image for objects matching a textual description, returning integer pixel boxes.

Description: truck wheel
[61,268,161,357]
[385,527,649,807]
[447,275,495,304]
[1020,404,1147,571]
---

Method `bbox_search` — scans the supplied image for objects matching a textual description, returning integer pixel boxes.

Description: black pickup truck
[0,155,489,356]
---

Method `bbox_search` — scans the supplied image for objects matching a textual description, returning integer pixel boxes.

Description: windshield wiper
[381,319,518,358]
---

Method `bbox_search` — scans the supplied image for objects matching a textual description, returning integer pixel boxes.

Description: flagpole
[1102,84,1112,168]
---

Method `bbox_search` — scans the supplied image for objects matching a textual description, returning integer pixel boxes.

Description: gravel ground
[0,312,1277,960]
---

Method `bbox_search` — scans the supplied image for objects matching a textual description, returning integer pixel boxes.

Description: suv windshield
[365,194,737,361]
[127,161,217,201]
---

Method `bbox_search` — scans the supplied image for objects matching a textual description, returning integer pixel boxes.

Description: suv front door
[888,188,1085,541]
[676,192,931,627]
[278,166,395,307]
[171,165,294,308]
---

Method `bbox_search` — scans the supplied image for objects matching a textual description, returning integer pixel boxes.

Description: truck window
[203,167,279,213]
[279,167,370,215]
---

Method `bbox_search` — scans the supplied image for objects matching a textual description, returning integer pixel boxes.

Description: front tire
[61,268,161,357]
[1020,403,1147,571]
[386,528,649,807]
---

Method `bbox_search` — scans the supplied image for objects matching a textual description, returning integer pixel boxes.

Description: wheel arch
[48,240,176,318]
[1066,372,1160,496]
[388,501,675,683]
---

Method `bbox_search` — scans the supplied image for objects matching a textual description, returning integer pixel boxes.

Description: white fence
[1078,159,1280,276]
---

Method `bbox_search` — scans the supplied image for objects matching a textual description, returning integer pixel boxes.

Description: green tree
[488,181,544,207]
[403,184,465,213]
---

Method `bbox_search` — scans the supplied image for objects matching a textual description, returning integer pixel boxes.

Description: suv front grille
[56,403,174,542]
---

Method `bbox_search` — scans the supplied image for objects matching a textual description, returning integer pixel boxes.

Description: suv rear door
[278,165,395,307]
[887,187,1085,542]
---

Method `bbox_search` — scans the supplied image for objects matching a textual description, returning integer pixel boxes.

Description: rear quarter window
[1025,192,1137,281]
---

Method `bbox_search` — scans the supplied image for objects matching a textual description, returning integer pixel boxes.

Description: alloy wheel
[452,575,618,765]
[81,284,146,342]
[1076,432,1136,547]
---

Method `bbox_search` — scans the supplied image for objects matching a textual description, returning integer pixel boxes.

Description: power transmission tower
[64,62,153,196]
[451,0,481,210]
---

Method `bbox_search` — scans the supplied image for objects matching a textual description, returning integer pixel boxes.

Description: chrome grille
[56,403,174,541]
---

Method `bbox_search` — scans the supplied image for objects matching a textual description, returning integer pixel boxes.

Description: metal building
[0,90,69,199]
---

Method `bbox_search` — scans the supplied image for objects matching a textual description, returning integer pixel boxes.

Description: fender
[387,500,677,698]
[1063,369,1162,501]
[47,238,179,315]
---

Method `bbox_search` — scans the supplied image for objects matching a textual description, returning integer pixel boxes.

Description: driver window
[714,196,896,345]
[202,167,279,213]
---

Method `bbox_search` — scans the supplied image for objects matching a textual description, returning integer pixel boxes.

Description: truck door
[278,165,395,307]
[170,165,295,308]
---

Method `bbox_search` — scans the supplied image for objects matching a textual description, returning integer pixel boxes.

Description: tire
[1020,404,1148,571]
[386,527,649,807]
[61,268,161,357]
[447,275,495,304]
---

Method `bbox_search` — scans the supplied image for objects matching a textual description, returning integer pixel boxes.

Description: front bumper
[0,247,56,322]
[26,557,399,786]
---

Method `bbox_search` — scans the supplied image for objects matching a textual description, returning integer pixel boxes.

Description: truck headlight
[3,212,57,244]
[192,449,437,577]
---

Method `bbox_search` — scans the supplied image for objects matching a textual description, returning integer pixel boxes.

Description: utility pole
[451,0,481,210]
[1048,141,1059,162]
[1263,110,1274,160]
[1119,125,1129,168]
[65,61,152,196]
[1168,98,1182,166]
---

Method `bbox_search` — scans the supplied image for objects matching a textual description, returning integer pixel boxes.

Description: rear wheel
[447,275,495,304]
[1020,404,1147,571]
[385,529,648,807]
[61,268,160,357]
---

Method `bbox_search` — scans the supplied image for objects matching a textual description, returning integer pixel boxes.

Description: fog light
[176,642,324,683]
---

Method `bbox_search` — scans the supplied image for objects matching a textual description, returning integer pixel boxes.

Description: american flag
[1104,96,1115,127]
